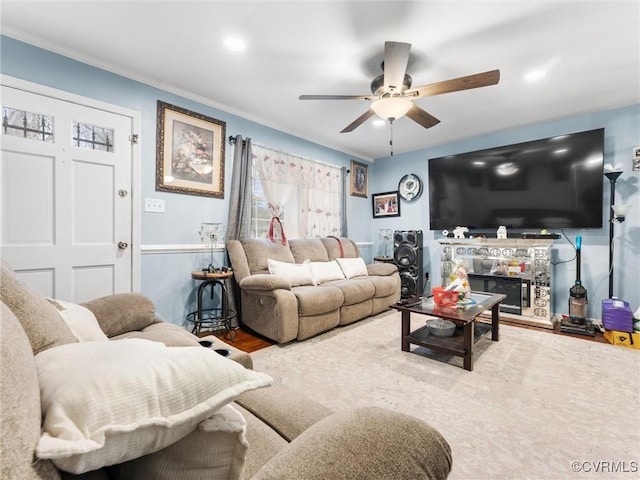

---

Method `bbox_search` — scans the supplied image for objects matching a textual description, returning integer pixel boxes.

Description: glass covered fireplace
[439,238,554,328]
[468,274,531,316]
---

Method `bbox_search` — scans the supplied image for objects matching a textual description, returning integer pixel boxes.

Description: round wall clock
[398,174,423,202]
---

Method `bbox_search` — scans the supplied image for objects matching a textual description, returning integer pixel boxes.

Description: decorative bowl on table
[425,318,456,337]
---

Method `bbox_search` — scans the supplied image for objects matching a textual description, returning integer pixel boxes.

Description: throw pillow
[46,299,109,342]
[0,263,77,355]
[309,261,345,285]
[336,257,369,279]
[267,258,314,286]
[108,404,248,480]
[81,293,157,338]
[35,339,273,474]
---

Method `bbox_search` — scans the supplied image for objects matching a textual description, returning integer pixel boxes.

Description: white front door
[1,81,136,302]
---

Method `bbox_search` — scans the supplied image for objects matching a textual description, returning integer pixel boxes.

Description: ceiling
[1,1,639,161]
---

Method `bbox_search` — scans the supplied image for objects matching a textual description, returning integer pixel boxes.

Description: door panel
[1,84,133,303]
[2,150,55,245]
[73,159,115,243]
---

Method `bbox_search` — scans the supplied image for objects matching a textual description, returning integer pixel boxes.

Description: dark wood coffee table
[392,291,506,371]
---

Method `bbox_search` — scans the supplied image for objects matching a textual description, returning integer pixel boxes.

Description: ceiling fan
[299,41,500,133]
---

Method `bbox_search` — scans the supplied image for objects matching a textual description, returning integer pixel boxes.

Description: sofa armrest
[366,262,398,276]
[235,383,332,442]
[81,293,156,338]
[251,406,452,480]
[239,274,292,292]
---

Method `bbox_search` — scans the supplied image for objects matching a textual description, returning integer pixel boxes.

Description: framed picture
[350,160,368,197]
[372,191,401,218]
[156,100,226,198]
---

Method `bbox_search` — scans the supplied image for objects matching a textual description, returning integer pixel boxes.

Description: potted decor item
[445,263,471,300]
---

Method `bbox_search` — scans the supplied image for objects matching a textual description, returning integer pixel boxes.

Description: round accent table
[187,270,236,341]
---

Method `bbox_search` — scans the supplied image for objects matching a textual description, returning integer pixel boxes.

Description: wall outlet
[144,198,165,213]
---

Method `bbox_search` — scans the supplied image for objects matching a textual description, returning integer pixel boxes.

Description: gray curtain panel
[341,166,348,237]
[225,136,253,329]
[226,136,253,241]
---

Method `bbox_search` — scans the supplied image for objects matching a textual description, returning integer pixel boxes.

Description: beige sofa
[0,262,451,480]
[227,237,401,343]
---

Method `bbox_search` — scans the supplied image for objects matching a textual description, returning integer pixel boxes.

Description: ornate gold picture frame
[350,160,368,198]
[156,101,226,198]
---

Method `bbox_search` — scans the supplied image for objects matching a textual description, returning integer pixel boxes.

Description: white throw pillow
[310,260,345,284]
[108,404,248,480]
[46,298,109,342]
[35,339,273,474]
[267,258,314,286]
[336,257,369,279]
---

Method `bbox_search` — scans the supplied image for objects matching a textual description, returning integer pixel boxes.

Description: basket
[426,318,456,337]
[432,286,458,307]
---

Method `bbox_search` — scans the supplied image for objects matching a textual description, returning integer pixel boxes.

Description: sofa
[0,262,452,480]
[227,237,401,343]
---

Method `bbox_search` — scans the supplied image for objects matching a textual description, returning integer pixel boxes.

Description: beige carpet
[251,311,640,480]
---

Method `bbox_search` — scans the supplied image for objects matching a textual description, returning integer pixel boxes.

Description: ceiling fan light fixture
[371,97,413,120]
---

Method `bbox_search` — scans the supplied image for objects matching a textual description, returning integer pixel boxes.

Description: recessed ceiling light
[524,69,546,82]
[224,36,246,52]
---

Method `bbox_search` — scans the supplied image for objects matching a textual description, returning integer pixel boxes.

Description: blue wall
[0,35,373,323]
[370,105,640,320]
[2,35,638,324]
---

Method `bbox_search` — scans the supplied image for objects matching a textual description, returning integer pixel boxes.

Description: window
[2,107,54,143]
[251,174,287,238]
[250,145,342,240]
[72,121,114,152]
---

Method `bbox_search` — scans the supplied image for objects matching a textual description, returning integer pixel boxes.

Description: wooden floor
[502,318,609,343]
[208,327,275,353]
[208,318,609,354]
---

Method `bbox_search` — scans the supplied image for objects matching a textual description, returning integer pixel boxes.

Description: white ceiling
[1,1,639,161]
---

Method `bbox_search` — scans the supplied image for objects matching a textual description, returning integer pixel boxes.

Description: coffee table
[392,291,506,371]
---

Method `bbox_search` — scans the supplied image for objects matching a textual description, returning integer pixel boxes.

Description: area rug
[251,311,640,480]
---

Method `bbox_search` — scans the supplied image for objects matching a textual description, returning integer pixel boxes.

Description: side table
[187,270,237,341]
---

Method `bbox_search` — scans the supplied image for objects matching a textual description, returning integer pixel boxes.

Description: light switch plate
[144,198,165,213]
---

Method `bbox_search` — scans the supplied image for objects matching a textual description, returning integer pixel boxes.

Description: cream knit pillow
[35,339,272,474]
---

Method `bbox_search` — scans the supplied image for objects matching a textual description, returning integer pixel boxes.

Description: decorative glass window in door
[2,107,54,143]
[72,121,114,152]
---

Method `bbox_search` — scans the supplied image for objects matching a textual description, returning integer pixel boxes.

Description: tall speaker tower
[393,230,423,298]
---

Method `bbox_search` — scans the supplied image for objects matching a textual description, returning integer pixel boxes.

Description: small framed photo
[372,191,401,218]
[634,146,640,158]
[156,101,226,198]
[350,160,368,197]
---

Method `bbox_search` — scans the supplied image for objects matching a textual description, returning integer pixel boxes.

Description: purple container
[602,298,633,332]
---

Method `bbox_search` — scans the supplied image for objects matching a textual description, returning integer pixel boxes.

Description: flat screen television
[428,128,605,231]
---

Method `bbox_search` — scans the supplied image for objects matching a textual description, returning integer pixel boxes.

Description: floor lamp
[604,170,630,298]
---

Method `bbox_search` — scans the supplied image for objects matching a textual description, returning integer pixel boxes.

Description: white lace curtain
[252,145,342,241]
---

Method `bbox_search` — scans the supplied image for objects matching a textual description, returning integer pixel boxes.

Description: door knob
[118,241,129,250]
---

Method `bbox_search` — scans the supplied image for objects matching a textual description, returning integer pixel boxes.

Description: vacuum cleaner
[560,235,595,336]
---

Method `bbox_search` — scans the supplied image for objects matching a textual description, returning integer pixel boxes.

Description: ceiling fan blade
[299,94,373,100]
[406,105,440,129]
[341,109,376,133]
[406,69,500,98]
[383,41,411,93]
